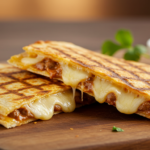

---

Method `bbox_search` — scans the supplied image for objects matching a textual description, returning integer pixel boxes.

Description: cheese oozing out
[61,64,89,87]
[93,77,145,114]
[27,90,75,120]
[21,55,45,65]
[21,54,146,115]
[61,64,89,101]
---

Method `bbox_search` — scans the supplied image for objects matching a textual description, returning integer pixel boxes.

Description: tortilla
[8,40,150,118]
[0,63,95,128]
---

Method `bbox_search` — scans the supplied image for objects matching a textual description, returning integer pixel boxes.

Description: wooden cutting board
[0,102,150,150]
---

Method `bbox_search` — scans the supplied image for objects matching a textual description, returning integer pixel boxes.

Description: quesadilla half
[8,40,150,119]
[0,63,95,128]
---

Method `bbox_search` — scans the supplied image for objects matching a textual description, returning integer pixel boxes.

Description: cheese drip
[21,55,45,65]
[21,54,145,115]
[72,87,76,103]
[61,64,89,100]
[93,77,145,114]
[80,82,84,101]
[28,90,75,120]
[61,64,89,87]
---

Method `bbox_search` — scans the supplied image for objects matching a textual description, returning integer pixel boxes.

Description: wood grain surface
[0,103,150,150]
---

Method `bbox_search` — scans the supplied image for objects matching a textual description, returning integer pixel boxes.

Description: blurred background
[0,0,150,61]
[1,0,150,21]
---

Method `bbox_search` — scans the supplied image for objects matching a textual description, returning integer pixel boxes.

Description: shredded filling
[34,58,94,93]
[8,91,95,121]
[35,58,62,79]
[138,101,150,114]
[8,107,34,121]
[32,57,150,115]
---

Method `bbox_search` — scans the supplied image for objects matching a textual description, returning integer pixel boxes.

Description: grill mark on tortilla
[0,66,70,101]
[62,46,150,89]
[48,46,146,90]
[125,61,150,73]
[91,52,150,75]
[85,51,150,87]
[47,45,150,91]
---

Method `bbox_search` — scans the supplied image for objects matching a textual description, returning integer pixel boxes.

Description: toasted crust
[0,115,36,128]
[0,111,61,128]
[0,63,71,116]
[8,41,150,101]
[0,63,72,128]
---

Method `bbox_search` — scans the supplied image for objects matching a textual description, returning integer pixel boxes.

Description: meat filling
[8,105,64,121]
[35,58,95,94]
[106,92,116,106]
[8,90,96,121]
[138,101,150,111]
[35,58,62,79]
[138,101,150,114]
[105,92,150,114]
[34,58,150,115]
[78,77,94,94]
[54,104,62,112]
[8,107,34,121]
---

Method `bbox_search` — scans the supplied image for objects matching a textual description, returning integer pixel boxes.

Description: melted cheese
[116,91,145,114]
[61,64,89,87]
[61,64,89,101]
[21,55,146,115]
[28,90,75,120]
[93,77,145,114]
[21,55,45,65]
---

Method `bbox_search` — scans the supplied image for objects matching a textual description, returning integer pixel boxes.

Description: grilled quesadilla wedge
[0,63,95,128]
[8,40,150,119]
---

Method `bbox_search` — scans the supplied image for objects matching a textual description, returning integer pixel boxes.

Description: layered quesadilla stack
[8,40,150,119]
[0,63,95,128]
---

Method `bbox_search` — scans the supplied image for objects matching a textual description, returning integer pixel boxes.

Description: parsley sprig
[112,126,124,132]
[101,29,147,61]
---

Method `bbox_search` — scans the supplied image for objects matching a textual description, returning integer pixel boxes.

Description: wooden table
[1,20,150,150]
[1,103,150,150]
[0,103,150,150]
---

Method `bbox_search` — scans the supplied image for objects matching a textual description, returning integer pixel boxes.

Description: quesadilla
[8,40,150,119]
[0,63,95,128]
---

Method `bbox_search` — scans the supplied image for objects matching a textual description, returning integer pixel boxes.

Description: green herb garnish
[101,29,147,61]
[112,126,124,132]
